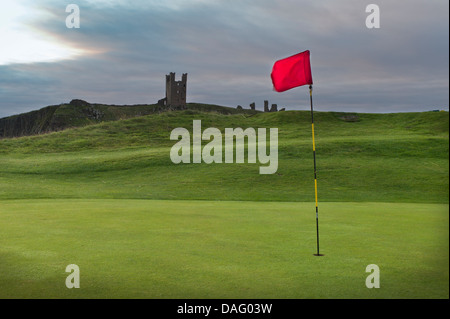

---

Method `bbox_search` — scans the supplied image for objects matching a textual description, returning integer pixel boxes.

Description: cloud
[0,0,448,118]
[0,2,94,65]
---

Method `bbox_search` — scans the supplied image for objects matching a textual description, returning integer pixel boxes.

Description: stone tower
[166,72,187,106]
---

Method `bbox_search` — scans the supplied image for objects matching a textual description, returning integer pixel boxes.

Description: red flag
[271,50,313,92]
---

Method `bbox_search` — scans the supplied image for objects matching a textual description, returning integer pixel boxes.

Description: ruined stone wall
[166,72,187,106]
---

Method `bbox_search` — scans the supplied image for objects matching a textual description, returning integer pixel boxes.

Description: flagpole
[309,85,323,256]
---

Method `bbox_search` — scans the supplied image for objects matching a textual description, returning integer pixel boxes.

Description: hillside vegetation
[0,105,448,299]
[0,100,256,138]
[0,106,448,203]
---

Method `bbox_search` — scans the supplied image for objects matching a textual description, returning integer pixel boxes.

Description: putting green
[0,199,448,298]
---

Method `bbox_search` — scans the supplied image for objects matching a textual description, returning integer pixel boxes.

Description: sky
[0,0,448,118]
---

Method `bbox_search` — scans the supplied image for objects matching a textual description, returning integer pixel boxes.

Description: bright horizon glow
[0,2,88,65]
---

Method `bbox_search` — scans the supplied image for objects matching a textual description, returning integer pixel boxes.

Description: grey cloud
[0,0,448,118]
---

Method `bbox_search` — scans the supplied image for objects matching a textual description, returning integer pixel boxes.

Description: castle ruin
[244,100,281,112]
[158,72,187,107]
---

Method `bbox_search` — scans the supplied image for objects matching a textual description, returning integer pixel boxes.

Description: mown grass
[0,110,448,203]
[0,107,448,299]
[0,199,447,299]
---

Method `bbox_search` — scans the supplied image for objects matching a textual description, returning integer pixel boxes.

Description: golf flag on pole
[271,50,313,92]
[271,50,323,256]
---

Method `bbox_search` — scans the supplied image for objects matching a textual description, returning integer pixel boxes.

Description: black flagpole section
[310,85,323,256]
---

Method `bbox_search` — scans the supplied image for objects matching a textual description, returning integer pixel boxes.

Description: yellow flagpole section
[314,179,318,208]
[311,123,316,151]
[310,84,323,256]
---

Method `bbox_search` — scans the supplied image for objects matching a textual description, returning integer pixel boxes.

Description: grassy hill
[0,106,448,203]
[0,100,257,138]
[0,104,448,299]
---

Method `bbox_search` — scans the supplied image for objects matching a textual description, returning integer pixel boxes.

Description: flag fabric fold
[271,50,313,92]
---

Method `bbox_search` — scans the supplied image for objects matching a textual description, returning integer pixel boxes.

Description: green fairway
[0,199,447,299]
[0,110,448,203]
[0,108,448,299]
